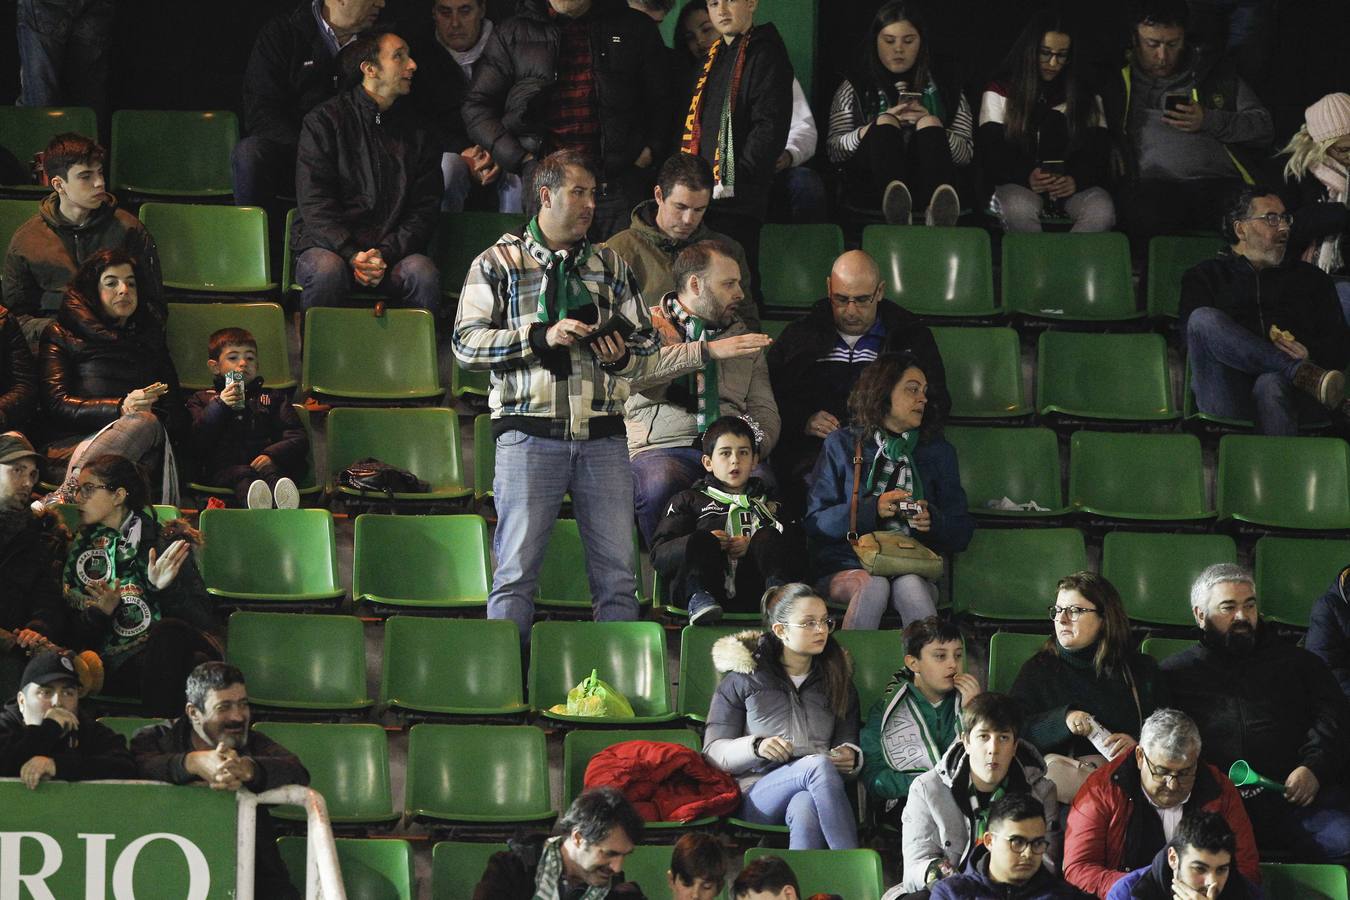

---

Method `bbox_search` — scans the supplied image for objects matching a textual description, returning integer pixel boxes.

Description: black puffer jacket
[1162,624,1350,788]
[0,306,38,433]
[462,0,672,176]
[0,506,70,645]
[292,86,442,265]
[240,0,342,147]
[38,283,185,447]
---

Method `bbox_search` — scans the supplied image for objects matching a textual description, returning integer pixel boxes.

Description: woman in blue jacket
[805,352,974,629]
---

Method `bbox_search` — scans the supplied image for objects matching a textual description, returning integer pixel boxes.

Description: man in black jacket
[462,0,673,240]
[293,29,443,313]
[131,661,309,900]
[232,0,384,207]
[0,652,135,789]
[1163,563,1350,864]
[1179,186,1350,435]
[0,433,68,698]
[767,249,947,515]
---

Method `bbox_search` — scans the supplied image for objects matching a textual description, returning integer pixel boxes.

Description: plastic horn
[0,626,106,697]
[1228,759,1287,793]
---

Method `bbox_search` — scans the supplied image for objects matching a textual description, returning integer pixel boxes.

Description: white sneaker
[246,479,273,509]
[272,477,300,510]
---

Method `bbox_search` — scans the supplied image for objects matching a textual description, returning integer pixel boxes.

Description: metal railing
[236,784,346,900]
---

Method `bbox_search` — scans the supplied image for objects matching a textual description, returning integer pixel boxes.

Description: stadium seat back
[678,624,744,723]
[1255,536,1350,626]
[834,629,906,715]
[165,301,294,389]
[1003,232,1138,320]
[0,200,41,275]
[1217,436,1350,530]
[431,841,508,900]
[0,107,97,188]
[200,508,343,601]
[327,407,469,499]
[954,529,1088,620]
[1037,331,1177,421]
[862,225,996,316]
[428,210,522,298]
[405,724,553,824]
[139,203,273,292]
[380,616,526,716]
[1102,531,1237,627]
[988,632,1050,694]
[528,621,673,721]
[945,425,1065,516]
[253,722,396,824]
[301,307,441,400]
[759,223,845,309]
[226,611,370,710]
[1068,431,1211,520]
[278,837,413,900]
[110,110,238,195]
[931,326,1029,418]
[561,728,704,811]
[1259,863,1349,900]
[1139,637,1197,664]
[354,514,489,608]
[1147,235,1225,319]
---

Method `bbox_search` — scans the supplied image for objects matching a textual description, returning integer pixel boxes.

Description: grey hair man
[1161,564,1350,863]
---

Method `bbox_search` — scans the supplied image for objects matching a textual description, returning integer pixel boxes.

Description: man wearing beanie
[1280,92,1350,321]
[0,432,70,699]
[0,651,135,789]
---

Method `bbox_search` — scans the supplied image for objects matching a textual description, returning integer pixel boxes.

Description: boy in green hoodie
[860,616,981,828]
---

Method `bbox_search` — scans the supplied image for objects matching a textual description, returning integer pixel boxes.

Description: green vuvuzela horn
[1228,759,1286,793]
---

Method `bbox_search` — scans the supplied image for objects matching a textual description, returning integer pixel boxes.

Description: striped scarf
[532,835,611,900]
[681,30,754,194]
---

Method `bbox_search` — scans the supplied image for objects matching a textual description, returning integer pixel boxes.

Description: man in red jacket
[1063,708,1258,898]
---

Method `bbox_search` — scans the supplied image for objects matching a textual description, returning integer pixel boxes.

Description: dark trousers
[844,123,957,214]
[656,527,802,614]
[102,618,221,718]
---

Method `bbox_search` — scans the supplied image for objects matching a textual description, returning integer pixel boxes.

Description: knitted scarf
[528,217,594,324]
[681,29,753,195]
[663,293,724,431]
[700,482,781,596]
[532,835,611,900]
[864,429,923,498]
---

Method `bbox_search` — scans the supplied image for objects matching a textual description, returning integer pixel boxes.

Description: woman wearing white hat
[1281,92,1350,322]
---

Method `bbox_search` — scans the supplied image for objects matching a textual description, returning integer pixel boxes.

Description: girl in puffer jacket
[702,582,862,849]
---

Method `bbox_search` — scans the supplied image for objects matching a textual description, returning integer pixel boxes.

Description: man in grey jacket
[625,240,775,544]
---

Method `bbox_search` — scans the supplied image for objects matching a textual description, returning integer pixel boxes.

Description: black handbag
[337,457,429,500]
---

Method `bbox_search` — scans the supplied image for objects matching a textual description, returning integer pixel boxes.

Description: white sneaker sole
[272,477,301,510]
[246,479,273,509]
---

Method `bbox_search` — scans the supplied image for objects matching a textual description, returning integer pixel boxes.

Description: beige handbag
[847,435,944,580]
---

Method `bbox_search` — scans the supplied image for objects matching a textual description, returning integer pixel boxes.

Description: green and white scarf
[528,217,594,324]
[865,429,922,534]
[532,835,611,900]
[701,483,782,596]
[664,294,724,432]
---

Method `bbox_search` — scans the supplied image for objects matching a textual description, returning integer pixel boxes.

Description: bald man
[767,250,948,514]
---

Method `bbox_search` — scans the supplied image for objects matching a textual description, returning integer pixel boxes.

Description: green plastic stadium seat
[405,724,554,825]
[1255,536,1350,627]
[473,414,493,499]
[165,302,294,389]
[759,224,844,310]
[278,837,413,900]
[954,528,1088,620]
[1139,637,1197,664]
[1003,232,1140,321]
[1182,359,1255,430]
[742,848,884,900]
[1217,436,1350,530]
[945,426,1066,517]
[452,361,491,399]
[190,403,320,499]
[1068,431,1212,521]
[253,723,397,825]
[988,632,1049,694]
[535,518,646,610]
[380,616,527,717]
[862,226,997,317]
[931,327,1030,419]
[200,508,343,603]
[0,201,41,278]
[354,514,489,609]
[227,611,372,712]
[96,716,166,744]
[301,307,441,401]
[678,624,744,723]
[0,107,97,191]
[835,629,905,715]
[528,621,675,723]
[429,211,522,298]
[1259,863,1349,900]
[1037,331,1178,422]
[110,110,237,196]
[431,841,508,900]
[139,203,275,293]
[562,729,716,827]
[1147,236,1224,319]
[1102,532,1237,627]
[327,408,471,502]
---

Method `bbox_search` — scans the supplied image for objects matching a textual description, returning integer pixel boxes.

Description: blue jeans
[1186,306,1315,435]
[1248,786,1350,863]
[631,446,776,546]
[231,136,296,208]
[1335,279,1350,327]
[16,0,114,119]
[740,754,860,849]
[295,248,442,315]
[439,152,526,214]
[491,431,640,642]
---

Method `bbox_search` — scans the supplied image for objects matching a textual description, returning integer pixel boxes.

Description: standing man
[15,0,114,133]
[233,0,385,207]
[293,29,443,313]
[624,240,775,545]
[462,0,673,239]
[1163,563,1350,864]
[453,150,661,642]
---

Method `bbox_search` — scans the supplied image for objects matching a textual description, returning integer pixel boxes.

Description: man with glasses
[767,249,947,514]
[1063,709,1258,898]
[1106,0,1272,248]
[1180,186,1350,434]
[930,792,1084,899]
[1163,563,1350,864]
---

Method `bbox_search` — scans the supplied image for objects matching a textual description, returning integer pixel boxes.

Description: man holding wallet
[453,149,663,643]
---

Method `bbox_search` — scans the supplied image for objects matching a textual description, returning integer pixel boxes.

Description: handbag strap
[848,432,863,542]
[1123,662,1143,729]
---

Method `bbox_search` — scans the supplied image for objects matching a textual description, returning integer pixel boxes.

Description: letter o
[111,834,209,900]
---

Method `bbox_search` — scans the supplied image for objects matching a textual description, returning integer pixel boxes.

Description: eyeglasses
[1140,749,1198,785]
[1048,604,1099,621]
[1037,47,1070,63]
[1241,212,1293,228]
[74,482,113,500]
[829,294,878,308]
[989,832,1051,855]
[786,617,836,633]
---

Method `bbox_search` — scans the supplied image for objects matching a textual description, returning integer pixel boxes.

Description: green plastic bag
[550,669,636,718]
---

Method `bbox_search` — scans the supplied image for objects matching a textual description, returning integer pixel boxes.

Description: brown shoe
[1292,362,1345,408]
